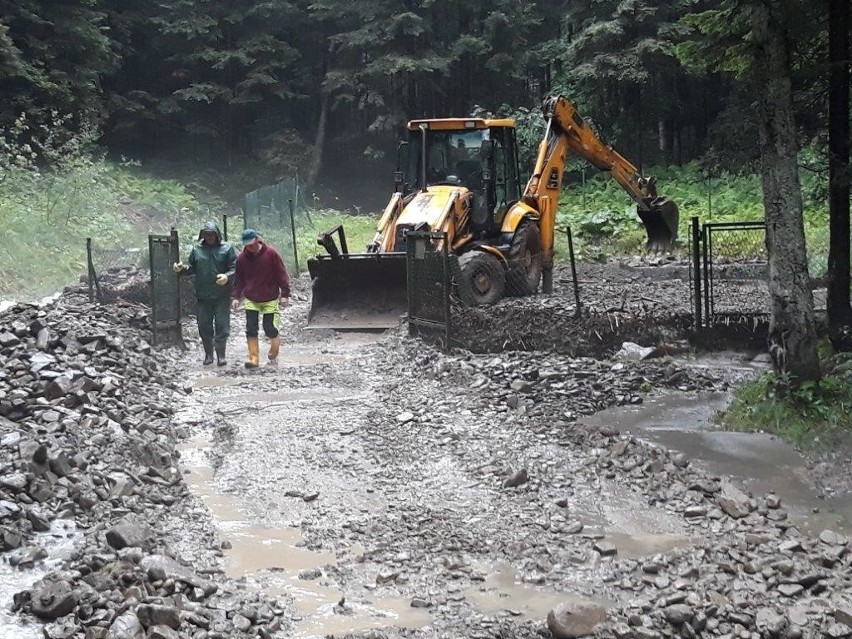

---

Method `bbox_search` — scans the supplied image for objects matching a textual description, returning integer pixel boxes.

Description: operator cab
[398,119,523,236]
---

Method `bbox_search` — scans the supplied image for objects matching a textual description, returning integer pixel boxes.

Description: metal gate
[148,230,185,347]
[406,231,452,349]
[690,218,769,328]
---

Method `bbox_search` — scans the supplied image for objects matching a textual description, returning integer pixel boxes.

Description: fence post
[442,233,450,352]
[170,228,184,348]
[288,199,299,275]
[222,214,228,241]
[86,238,94,302]
[702,224,711,323]
[691,216,703,331]
[566,227,581,318]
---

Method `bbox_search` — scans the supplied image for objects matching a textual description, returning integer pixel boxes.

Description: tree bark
[750,1,821,384]
[827,0,852,334]
[304,89,329,189]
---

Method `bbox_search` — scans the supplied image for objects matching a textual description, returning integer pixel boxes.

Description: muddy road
[174,268,852,639]
[2,259,852,639]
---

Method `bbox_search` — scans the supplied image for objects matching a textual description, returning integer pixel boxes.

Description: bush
[0,115,216,298]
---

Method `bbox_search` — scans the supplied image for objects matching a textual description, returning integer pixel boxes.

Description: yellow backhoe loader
[307,95,679,329]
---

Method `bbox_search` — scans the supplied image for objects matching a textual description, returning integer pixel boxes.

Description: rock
[820,530,849,546]
[107,612,145,639]
[44,375,73,400]
[396,411,415,423]
[231,613,252,632]
[547,601,608,639]
[755,608,787,635]
[834,596,852,627]
[615,342,656,361]
[410,598,432,608]
[717,480,752,519]
[594,541,617,556]
[502,468,529,488]
[106,515,153,550]
[31,580,77,620]
[778,583,804,597]
[136,604,180,629]
[664,604,692,625]
[146,626,180,639]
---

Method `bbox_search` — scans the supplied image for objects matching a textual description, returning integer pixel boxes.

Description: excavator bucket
[639,199,680,252]
[306,253,408,330]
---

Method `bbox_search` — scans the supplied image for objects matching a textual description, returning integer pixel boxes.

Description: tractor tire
[457,250,506,307]
[506,221,543,296]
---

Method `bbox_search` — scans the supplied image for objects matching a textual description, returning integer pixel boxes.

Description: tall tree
[826,0,852,336]
[750,1,821,383]
[679,0,821,383]
[553,0,720,166]
[0,0,118,132]
[103,0,305,165]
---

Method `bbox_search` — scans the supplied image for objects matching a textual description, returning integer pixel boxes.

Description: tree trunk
[750,1,821,384]
[827,0,852,335]
[304,90,329,189]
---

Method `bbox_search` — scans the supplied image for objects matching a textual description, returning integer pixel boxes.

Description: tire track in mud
[177,316,716,639]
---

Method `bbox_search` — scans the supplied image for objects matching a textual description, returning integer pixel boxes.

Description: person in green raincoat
[172,221,237,366]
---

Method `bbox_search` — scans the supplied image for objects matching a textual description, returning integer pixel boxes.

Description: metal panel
[148,230,184,347]
[406,231,451,349]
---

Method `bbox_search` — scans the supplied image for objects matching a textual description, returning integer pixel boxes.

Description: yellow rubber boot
[245,337,260,369]
[267,336,280,367]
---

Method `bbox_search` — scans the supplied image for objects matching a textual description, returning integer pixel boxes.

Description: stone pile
[0,289,288,638]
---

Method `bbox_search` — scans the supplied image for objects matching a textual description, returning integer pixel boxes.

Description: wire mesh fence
[242,177,312,274]
[688,218,830,327]
[406,231,453,350]
[86,238,146,303]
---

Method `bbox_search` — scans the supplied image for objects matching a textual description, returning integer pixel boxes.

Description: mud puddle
[177,431,432,638]
[466,562,612,620]
[580,390,852,535]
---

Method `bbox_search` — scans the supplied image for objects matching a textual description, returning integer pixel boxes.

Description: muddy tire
[457,251,506,307]
[507,221,543,296]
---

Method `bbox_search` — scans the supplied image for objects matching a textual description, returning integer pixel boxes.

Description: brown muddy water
[580,389,852,536]
[176,341,852,637]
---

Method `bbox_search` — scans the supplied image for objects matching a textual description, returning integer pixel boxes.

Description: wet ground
[5,260,850,639]
[169,289,852,638]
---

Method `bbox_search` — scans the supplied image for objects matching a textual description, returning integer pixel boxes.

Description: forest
[0,0,841,186]
[1,0,850,381]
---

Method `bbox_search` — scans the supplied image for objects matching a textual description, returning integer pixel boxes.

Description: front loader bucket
[306,253,408,330]
[638,198,680,252]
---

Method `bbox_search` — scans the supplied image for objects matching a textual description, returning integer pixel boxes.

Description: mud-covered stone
[547,601,607,638]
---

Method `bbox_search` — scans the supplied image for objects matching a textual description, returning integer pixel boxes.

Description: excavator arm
[523,96,679,257]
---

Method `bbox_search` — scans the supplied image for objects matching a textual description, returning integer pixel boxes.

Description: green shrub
[723,361,852,450]
[556,161,828,259]
[0,115,216,298]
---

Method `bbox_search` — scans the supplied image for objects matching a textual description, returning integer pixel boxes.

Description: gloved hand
[216,273,228,286]
[172,262,185,273]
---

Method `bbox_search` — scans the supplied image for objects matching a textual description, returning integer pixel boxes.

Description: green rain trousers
[196,297,231,346]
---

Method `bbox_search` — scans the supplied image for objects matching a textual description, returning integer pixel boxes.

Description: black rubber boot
[202,341,214,366]
[215,343,227,367]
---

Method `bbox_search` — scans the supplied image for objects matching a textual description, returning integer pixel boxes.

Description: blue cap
[242,229,259,243]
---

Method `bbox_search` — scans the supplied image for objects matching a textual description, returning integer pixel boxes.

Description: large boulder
[547,601,608,639]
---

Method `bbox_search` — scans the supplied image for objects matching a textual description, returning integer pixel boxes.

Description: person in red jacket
[231,229,290,368]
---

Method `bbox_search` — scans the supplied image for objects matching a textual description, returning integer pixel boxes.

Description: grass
[557,161,829,265]
[722,361,852,450]
[0,158,216,299]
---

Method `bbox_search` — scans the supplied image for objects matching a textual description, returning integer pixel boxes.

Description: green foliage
[0,116,214,298]
[0,0,119,134]
[723,361,852,450]
[556,161,829,259]
[295,210,377,272]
